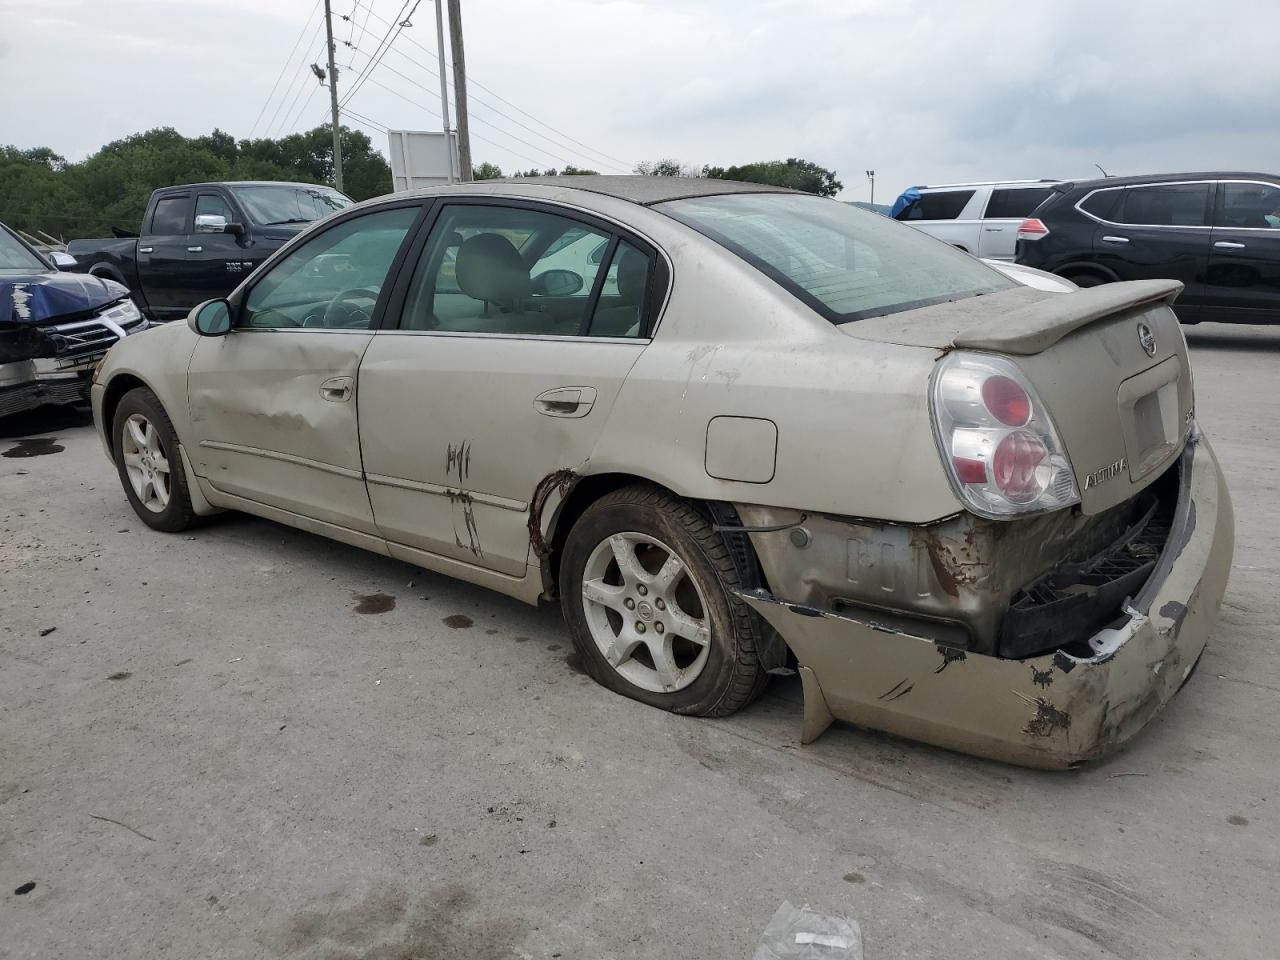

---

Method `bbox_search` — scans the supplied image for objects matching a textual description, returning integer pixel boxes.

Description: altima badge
[1084,458,1127,489]
[1138,322,1157,357]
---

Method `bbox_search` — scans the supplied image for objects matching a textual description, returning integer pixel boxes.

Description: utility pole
[323,0,344,192]
[433,0,454,182]
[866,169,875,207]
[447,0,473,181]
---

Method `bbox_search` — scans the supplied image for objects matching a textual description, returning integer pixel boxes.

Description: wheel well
[89,264,126,285]
[100,373,148,456]
[1057,263,1116,283]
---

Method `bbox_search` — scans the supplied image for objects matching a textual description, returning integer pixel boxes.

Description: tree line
[0,126,393,241]
[1,124,844,242]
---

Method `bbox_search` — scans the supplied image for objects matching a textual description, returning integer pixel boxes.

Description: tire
[112,387,196,532]
[559,483,769,717]
[1063,271,1106,289]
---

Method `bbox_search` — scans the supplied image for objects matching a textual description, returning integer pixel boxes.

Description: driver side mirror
[47,250,77,271]
[195,214,245,238]
[530,269,584,297]
[189,298,232,337]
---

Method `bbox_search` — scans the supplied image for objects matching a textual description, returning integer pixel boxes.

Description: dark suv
[1015,172,1280,324]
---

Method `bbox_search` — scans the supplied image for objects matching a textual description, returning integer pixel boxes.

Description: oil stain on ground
[443,614,473,629]
[3,438,63,458]
[107,671,132,681]
[352,592,396,615]
[268,883,524,958]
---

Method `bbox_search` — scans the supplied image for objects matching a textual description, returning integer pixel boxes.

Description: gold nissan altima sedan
[92,176,1233,768]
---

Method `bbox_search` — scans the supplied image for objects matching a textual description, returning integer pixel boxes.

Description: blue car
[1,222,148,418]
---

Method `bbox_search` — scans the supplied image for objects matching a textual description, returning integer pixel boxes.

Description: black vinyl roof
[492,175,797,205]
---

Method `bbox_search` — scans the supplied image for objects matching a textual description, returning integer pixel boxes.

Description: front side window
[899,190,975,221]
[1116,183,1210,227]
[241,206,419,330]
[402,204,626,336]
[660,192,1014,324]
[985,187,1053,219]
[1216,182,1280,229]
[233,185,352,226]
[148,196,190,235]
[195,193,234,224]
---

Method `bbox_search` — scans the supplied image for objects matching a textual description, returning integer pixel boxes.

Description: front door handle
[139,246,154,254]
[1214,240,1246,249]
[534,386,597,418]
[187,245,203,253]
[1101,236,1130,244]
[320,376,354,402]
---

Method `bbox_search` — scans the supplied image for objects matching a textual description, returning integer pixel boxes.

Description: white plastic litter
[753,901,863,960]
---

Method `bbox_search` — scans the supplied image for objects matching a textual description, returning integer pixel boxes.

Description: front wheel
[112,387,195,532]
[559,484,769,717]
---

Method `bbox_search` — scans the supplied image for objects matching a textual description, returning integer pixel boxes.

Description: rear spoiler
[953,279,1183,355]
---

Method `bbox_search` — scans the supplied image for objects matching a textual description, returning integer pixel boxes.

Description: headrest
[455,233,531,303]
[615,247,648,305]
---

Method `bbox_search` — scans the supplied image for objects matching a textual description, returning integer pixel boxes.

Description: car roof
[1057,171,1280,192]
[407,175,798,206]
[914,179,1060,190]
[157,181,342,192]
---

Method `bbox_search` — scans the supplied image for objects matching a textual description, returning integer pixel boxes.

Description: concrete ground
[1,323,1276,960]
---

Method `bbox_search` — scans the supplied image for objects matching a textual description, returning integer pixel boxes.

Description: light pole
[866,169,875,207]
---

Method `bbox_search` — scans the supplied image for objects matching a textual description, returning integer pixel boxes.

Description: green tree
[703,158,843,197]
[634,158,695,177]
[0,124,394,240]
[472,161,504,180]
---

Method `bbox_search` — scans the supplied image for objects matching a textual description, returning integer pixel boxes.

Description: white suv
[892,180,1059,260]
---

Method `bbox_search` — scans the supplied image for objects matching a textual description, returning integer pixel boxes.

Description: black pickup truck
[67,181,352,321]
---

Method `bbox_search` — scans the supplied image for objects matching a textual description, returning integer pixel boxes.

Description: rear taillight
[930,353,1079,518]
[1016,218,1050,241]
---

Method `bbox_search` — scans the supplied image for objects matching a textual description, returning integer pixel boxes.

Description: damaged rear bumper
[741,433,1233,769]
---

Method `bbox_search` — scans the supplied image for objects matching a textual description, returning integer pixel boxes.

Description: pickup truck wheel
[112,387,195,532]
[560,484,769,717]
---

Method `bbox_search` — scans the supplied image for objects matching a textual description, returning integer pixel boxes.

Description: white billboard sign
[387,130,461,192]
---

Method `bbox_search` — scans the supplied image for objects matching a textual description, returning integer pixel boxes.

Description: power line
[339,0,415,109]
[338,105,389,134]
[251,0,323,138]
[347,0,632,170]
[262,21,328,138]
[343,40,629,174]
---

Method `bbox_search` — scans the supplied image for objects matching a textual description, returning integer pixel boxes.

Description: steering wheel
[313,287,380,328]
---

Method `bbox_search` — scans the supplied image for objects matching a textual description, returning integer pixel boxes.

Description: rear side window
[660,192,1015,324]
[1215,182,1280,228]
[899,190,975,221]
[1116,183,1210,227]
[1079,188,1124,221]
[985,188,1053,219]
[148,196,191,235]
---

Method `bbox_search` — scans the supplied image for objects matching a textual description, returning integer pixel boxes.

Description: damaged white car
[91,177,1233,768]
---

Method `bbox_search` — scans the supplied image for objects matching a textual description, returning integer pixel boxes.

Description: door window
[240,206,419,330]
[1215,182,1280,229]
[148,196,191,235]
[195,193,234,224]
[1079,188,1124,221]
[899,190,975,221]
[587,240,652,337]
[1116,184,1210,227]
[984,187,1053,219]
[401,204,614,336]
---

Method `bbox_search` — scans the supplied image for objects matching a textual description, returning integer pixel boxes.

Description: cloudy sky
[2,0,1278,201]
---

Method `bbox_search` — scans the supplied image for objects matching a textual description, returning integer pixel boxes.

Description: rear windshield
[658,192,1015,323]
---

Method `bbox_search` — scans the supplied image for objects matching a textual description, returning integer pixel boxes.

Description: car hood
[0,271,129,327]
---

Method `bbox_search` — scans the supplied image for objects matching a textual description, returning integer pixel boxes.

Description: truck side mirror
[48,251,77,270]
[194,214,227,234]
[189,299,232,337]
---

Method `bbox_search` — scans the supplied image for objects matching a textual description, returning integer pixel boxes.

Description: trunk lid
[843,280,1193,514]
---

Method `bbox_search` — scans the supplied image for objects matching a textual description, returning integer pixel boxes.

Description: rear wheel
[559,484,769,716]
[112,387,195,532]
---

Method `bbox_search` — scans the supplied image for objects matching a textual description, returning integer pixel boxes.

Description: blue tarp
[889,187,921,219]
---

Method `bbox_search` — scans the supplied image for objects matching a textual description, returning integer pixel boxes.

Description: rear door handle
[138,246,154,254]
[319,377,354,402]
[534,386,597,418]
[1214,241,1246,249]
[1101,236,1130,244]
[983,227,1004,232]
[187,245,203,253]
